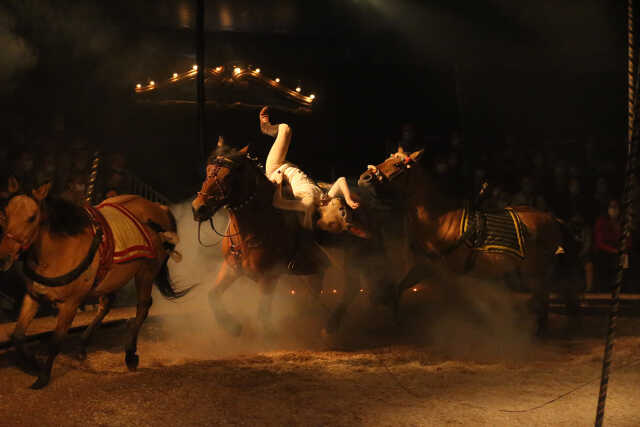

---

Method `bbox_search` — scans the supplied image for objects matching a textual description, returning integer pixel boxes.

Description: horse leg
[10,292,41,374]
[31,300,81,389]
[326,267,359,334]
[393,263,432,323]
[209,262,242,336]
[124,268,154,372]
[527,275,550,337]
[77,293,115,360]
[257,276,277,338]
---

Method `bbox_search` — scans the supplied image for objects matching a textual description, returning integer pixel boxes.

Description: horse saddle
[460,206,527,259]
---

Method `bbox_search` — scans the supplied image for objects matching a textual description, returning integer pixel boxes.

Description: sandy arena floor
[0,283,639,427]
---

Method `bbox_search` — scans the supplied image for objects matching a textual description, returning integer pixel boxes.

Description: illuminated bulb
[290,289,295,295]
[192,64,198,71]
[149,81,155,86]
[359,288,364,293]
[255,68,260,73]
[412,287,418,292]
[275,78,280,83]
[173,73,178,78]
[234,67,241,74]
[136,83,141,89]
[295,86,301,92]
[310,94,316,100]
[215,66,222,72]
[332,289,337,294]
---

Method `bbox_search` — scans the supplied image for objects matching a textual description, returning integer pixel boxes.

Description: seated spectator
[10,151,35,193]
[593,199,622,291]
[593,176,612,218]
[511,176,536,206]
[60,174,88,206]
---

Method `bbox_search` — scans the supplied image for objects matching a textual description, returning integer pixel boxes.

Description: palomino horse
[192,144,378,337]
[0,183,189,388]
[358,150,576,334]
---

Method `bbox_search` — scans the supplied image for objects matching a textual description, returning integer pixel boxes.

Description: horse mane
[43,197,91,236]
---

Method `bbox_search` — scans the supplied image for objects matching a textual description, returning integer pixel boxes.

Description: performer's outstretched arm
[328,177,360,209]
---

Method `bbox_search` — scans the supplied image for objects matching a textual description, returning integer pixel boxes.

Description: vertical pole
[196,0,206,166]
[594,1,635,425]
[85,151,100,204]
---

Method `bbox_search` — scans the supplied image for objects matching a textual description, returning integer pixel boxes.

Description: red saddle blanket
[95,203,155,263]
[86,202,156,284]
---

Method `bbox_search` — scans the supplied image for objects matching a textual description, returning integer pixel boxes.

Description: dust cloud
[151,200,537,364]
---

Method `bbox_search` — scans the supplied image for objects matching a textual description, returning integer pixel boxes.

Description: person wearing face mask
[593,199,622,291]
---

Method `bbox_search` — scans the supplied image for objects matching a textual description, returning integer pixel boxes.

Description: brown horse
[192,145,372,337]
[0,184,189,388]
[358,150,577,334]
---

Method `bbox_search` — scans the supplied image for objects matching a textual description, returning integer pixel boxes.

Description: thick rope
[595,2,638,424]
[85,151,100,204]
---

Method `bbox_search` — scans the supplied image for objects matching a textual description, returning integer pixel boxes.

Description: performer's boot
[259,106,279,137]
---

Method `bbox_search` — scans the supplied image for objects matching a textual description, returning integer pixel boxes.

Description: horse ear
[217,136,226,147]
[32,181,52,201]
[410,149,424,162]
[7,176,20,194]
[239,145,249,154]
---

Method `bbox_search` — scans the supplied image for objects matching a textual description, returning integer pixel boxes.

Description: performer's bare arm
[328,177,360,209]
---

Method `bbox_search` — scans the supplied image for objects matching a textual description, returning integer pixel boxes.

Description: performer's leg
[261,107,293,177]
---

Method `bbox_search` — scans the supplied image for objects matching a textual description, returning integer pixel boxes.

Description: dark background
[0,0,628,200]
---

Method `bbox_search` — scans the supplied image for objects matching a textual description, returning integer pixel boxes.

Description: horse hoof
[125,353,139,371]
[76,348,88,361]
[30,376,49,390]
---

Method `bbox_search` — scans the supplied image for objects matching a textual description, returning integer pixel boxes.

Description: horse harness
[21,206,109,289]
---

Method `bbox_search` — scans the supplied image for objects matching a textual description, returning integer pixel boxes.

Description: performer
[259,106,359,233]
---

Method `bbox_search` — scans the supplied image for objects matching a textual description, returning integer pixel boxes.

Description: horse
[191,143,396,338]
[0,183,189,389]
[357,149,578,334]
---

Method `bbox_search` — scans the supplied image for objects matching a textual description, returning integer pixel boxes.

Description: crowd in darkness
[0,134,130,205]
[387,123,637,294]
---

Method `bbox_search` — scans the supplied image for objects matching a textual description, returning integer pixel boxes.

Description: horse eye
[27,214,36,223]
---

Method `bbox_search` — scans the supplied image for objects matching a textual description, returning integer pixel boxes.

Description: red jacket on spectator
[594,216,621,254]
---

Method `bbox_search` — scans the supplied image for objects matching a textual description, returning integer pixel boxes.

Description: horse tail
[154,257,193,300]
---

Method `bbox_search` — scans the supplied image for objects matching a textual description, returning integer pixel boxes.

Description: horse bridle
[0,194,40,256]
[196,155,260,244]
[369,154,414,183]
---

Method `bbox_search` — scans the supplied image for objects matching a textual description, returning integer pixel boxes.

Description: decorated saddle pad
[96,203,155,263]
[460,207,527,259]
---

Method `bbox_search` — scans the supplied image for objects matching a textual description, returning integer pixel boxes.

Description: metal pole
[85,151,100,204]
[196,0,206,166]
[594,1,636,425]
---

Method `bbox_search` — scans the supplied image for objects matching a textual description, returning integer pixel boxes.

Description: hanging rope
[85,151,101,204]
[594,1,638,425]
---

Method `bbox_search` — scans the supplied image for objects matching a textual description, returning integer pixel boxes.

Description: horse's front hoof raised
[29,375,50,390]
[125,352,139,371]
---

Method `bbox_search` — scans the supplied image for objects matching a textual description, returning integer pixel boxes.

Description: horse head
[0,182,51,271]
[357,149,424,193]
[192,141,260,222]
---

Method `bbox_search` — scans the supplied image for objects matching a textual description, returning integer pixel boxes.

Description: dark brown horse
[192,145,373,336]
[0,185,189,388]
[358,150,577,334]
